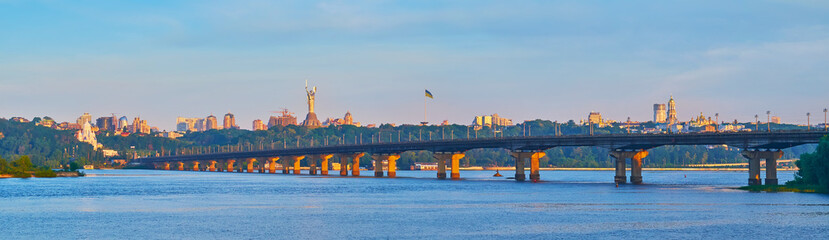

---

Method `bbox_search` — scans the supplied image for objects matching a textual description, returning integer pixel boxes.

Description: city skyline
[2,1,829,130]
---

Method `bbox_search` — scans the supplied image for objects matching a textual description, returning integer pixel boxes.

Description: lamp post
[807,112,811,131]
[755,115,759,131]
[824,108,827,131]
[766,111,771,132]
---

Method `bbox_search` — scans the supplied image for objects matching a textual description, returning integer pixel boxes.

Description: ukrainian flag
[425,89,433,99]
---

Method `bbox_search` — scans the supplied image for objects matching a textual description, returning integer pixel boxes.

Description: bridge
[134,131,828,186]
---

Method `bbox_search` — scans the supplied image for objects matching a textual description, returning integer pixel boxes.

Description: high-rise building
[252,119,267,131]
[77,113,92,126]
[223,113,238,129]
[771,116,781,124]
[205,115,218,130]
[653,104,667,123]
[344,111,353,125]
[269,109,297,128]
[471,114,513,128]
[195,119,206,131]
[587,112,603,125]
[176,117,201,132]
[132,117,141,133]
[667,96,677,124]
[139,119,150,134]
[96,117,112,132]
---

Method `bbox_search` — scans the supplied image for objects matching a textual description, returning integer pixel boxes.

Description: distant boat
[83,165,94,170]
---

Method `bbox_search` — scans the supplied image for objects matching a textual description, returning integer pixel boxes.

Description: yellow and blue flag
[425,89,433,99]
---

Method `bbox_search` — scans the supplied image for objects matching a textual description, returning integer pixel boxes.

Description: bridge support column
[192,161,200,171]
[372,155,384,177]
[339,155,348,176]
[742,150,783,185]
[510,152,544,181]
[376,155,401,178]
[320,154,333,175]
[630,151,648,184]
[433,153,462,180]
[282,158,290,174]
[309,156,317,175]
[529,152,545,181]
[610,150,648,184]
[177,162,184,171]
[292,156,305,175]
[163,162,170,170]
[226,160,236,172]
[268,157,279,174]
[208,161,216,172]
[351,153,364,176]
[246,158,256,173]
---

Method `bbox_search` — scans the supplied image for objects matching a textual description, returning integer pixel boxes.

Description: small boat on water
[83,165,95,170]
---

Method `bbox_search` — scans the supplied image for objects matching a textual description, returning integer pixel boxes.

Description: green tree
[790,136,829,191]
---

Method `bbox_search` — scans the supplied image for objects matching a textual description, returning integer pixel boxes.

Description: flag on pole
[425,89,433,99]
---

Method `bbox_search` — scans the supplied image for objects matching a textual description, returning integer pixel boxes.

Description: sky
[1,0,829,130]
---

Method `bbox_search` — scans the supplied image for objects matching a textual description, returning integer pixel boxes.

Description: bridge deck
[136,131,827,163]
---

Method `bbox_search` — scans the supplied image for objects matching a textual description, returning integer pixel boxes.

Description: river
[1,169,828,239]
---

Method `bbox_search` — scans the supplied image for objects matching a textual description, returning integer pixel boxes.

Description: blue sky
[1,0,828,130]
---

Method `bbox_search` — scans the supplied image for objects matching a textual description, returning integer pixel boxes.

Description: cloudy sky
[1,0,828,130]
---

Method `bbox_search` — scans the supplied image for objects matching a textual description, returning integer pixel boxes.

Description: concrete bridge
[134,131,827,185]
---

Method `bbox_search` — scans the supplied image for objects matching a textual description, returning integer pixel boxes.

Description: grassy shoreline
[738,184,828,193]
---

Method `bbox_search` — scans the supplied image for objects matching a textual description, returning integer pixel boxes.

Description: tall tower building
[667,96,677,124]
[252,119,267,131]
[205,115,218,130]
[653,104,667,123]
[131,117,141,133]
[344,111,353,125]
[77,113,92,126]
[223,113,237,129]
[96,117,112,132]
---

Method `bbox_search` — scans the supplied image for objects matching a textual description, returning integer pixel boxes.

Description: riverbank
[0,171,83,178]
[479,167,796,171]
[738,184,828,193]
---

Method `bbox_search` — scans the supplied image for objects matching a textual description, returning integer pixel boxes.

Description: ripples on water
[1,170,828,239]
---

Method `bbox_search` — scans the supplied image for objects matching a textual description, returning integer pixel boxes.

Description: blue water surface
[1,170,827,239]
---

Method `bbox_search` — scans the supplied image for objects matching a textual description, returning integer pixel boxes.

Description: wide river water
[1,169,828,239]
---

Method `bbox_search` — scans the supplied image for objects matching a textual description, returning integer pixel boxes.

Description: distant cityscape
[2,83,827,156]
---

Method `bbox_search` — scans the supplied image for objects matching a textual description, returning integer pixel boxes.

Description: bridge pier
[192,161,200,171]
[320,154,333,175]
[226,160,235,172]
[373,155,400,178]
[177,162,184,171]
[339,155,348,176]
[208,161,216,172]
[610,150,648,184]
[246,158,256,173]
[510,151,545,181]
[292,156,305,175]
[742,150,783,185]
[372,155,384,177]
[282,158,290,174]
[351,153,365,176]
[309,156,317,175]
[433,153,463,180]
[268,157,279,174]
